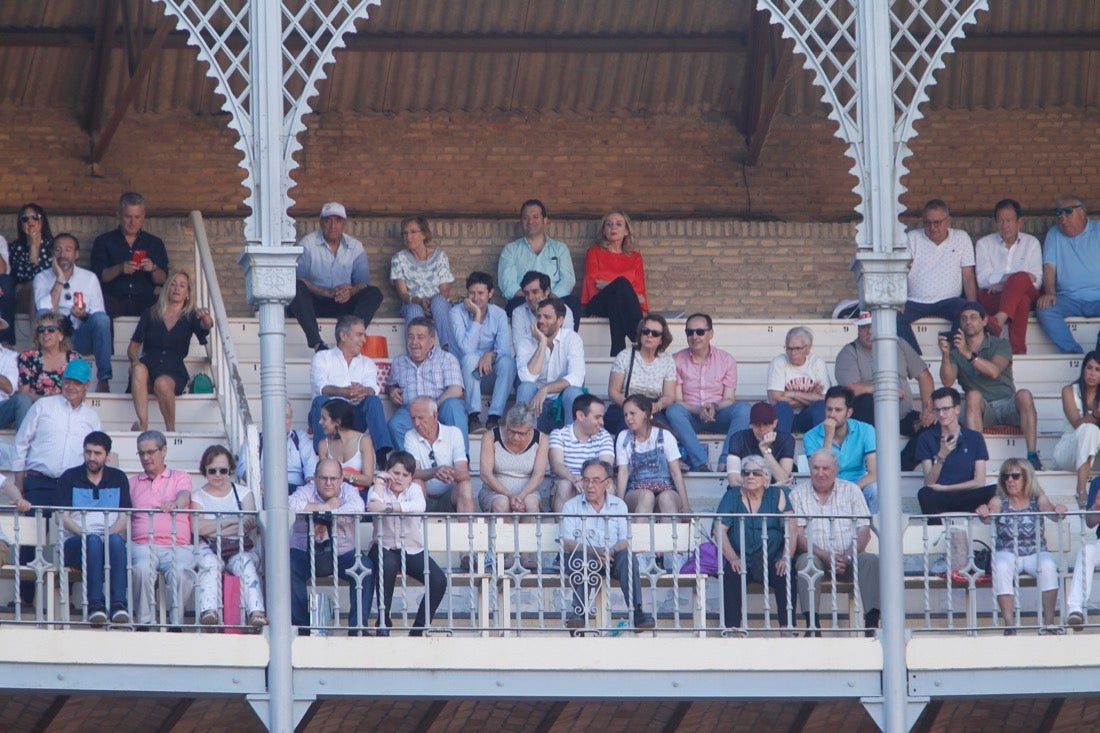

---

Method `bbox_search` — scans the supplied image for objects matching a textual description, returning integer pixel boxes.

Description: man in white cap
[289,202,384,352]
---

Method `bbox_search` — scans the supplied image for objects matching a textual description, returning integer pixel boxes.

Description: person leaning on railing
[1067,474,1100,631]
[365,451,446,637]
[975,458,1066,636]
[192,445,267,630]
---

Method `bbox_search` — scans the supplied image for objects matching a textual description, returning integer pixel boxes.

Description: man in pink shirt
[129,430,194,627]
[665,313,750,472]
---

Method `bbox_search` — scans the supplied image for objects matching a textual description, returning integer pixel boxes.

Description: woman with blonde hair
[581,211,647,357]
[19,311,79,400]
[976,458,1066,635]
[128,270,212,431]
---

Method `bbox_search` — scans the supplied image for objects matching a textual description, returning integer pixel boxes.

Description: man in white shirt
[11,358,101,512]
[0,334,30,429]
[516,298,586,433]
[897,199,978,354]
[511,271,576,359]
[308,314,392,459]
[549,394,615,512]
[974,198,1042,354]
[402,396,475,513]
[33,233,114,392]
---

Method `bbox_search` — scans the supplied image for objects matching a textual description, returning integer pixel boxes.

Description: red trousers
[977,271,1039,354]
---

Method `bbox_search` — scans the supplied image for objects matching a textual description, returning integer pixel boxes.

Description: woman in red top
[581,211,647,356]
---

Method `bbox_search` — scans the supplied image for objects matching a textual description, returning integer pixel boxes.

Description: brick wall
[0,106,1094,319]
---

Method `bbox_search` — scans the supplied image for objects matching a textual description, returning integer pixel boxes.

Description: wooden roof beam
[745,32,793,167]
[88,15,172,165]
[80,0,120,133]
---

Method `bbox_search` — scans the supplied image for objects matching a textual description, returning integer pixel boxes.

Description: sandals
[200,609,220,626]
[248,611,269,629]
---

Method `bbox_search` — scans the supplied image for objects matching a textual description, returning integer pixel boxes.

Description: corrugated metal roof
[0,0,1098,121]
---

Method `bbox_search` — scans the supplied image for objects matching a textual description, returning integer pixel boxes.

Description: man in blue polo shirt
[803,386,878,512]
[56,431,132,626]
[915,386,995,519]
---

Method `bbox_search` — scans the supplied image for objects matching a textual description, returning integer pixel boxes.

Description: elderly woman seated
[478,403,550,515]
[715,455,795,632]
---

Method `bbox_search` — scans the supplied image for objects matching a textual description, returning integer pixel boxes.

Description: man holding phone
[915,386,996,517]
[91,192,169,318]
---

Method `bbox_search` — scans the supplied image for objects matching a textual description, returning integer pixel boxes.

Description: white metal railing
[8,507,1100,637]
[189,211,261,497]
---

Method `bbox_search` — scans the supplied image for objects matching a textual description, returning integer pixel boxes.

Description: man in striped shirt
[549,395,615,512]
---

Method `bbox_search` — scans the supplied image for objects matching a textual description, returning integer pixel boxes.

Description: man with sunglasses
[897,199,978,355]
[402,396,475,513]
[666,312,750,472]
[915,386,996,517]
[32,233,113,392]
[1035,195,1100,353]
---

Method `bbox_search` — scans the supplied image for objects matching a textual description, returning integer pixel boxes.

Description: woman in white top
[193,445,267,629]
[615,394,691,515]
[317,398,376,492]
[1052,352,1100,504]
[478,403,549,515]
[391,215,455,351]
[604,313,677,435]
[366,451,447,636]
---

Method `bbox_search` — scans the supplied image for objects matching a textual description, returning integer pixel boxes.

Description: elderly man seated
[559,459,655,630]
[288,458,372,634]
[790,449,879,635]
[402,396,475,513]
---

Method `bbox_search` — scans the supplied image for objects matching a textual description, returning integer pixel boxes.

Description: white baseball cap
[320,202,347,219]
[856,310,873,326]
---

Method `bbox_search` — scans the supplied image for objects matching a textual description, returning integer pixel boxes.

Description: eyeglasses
[20,214,41,223]
[402,229,423,236]
[137,447,164,458]
[581,476,610,485]
[741,469,767,478]
[1004,472,1023,481]
[639,328,662,338]
[62,281,71,301]
[206,467,231,475]
[684,328,710,337]
[317,475,342,483]
[36,325,59,334]
[428,449,438,468]
[785,344,809,352]
[1055,205,1082,217]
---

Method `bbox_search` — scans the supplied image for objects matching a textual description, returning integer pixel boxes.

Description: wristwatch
[968,352,978,363]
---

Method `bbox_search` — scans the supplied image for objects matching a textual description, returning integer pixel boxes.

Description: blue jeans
[309,394,392,453]
[459,351,516,418]
[388,397,469,455]
[896,297,967,355]
[664,402,751,470]
[774,400,826,435]
[0,391,31,430]
[1035,295,1100,354]
[515,382,583,434]
[67,311,113,382]
[400,295,455,352]
[64,533,127,611]
[290,547,373,628]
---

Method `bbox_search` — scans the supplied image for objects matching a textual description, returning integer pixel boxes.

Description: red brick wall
[0,107,1092,319]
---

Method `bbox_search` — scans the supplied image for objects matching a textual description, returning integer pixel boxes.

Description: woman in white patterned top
[391,215,455,350]
[604,313,677,435]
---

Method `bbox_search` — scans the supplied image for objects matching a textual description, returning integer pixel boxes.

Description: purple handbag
[679,541,719,575]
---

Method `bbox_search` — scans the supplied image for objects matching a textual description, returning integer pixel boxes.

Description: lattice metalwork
[153,0,380,243]
[757,0,988,246]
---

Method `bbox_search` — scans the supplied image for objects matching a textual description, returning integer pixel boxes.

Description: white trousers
[991,550,1058,597]
[195,543,265,618]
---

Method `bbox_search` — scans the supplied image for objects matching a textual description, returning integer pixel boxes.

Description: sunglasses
[1054,205,1082,217]
[639,328,663,337]
[36,325,59,334]
[741,469,767,478]
[1004,472,1023,480]
[20,213,41,223]
[206,467,231,475]
[684,328,710,337]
